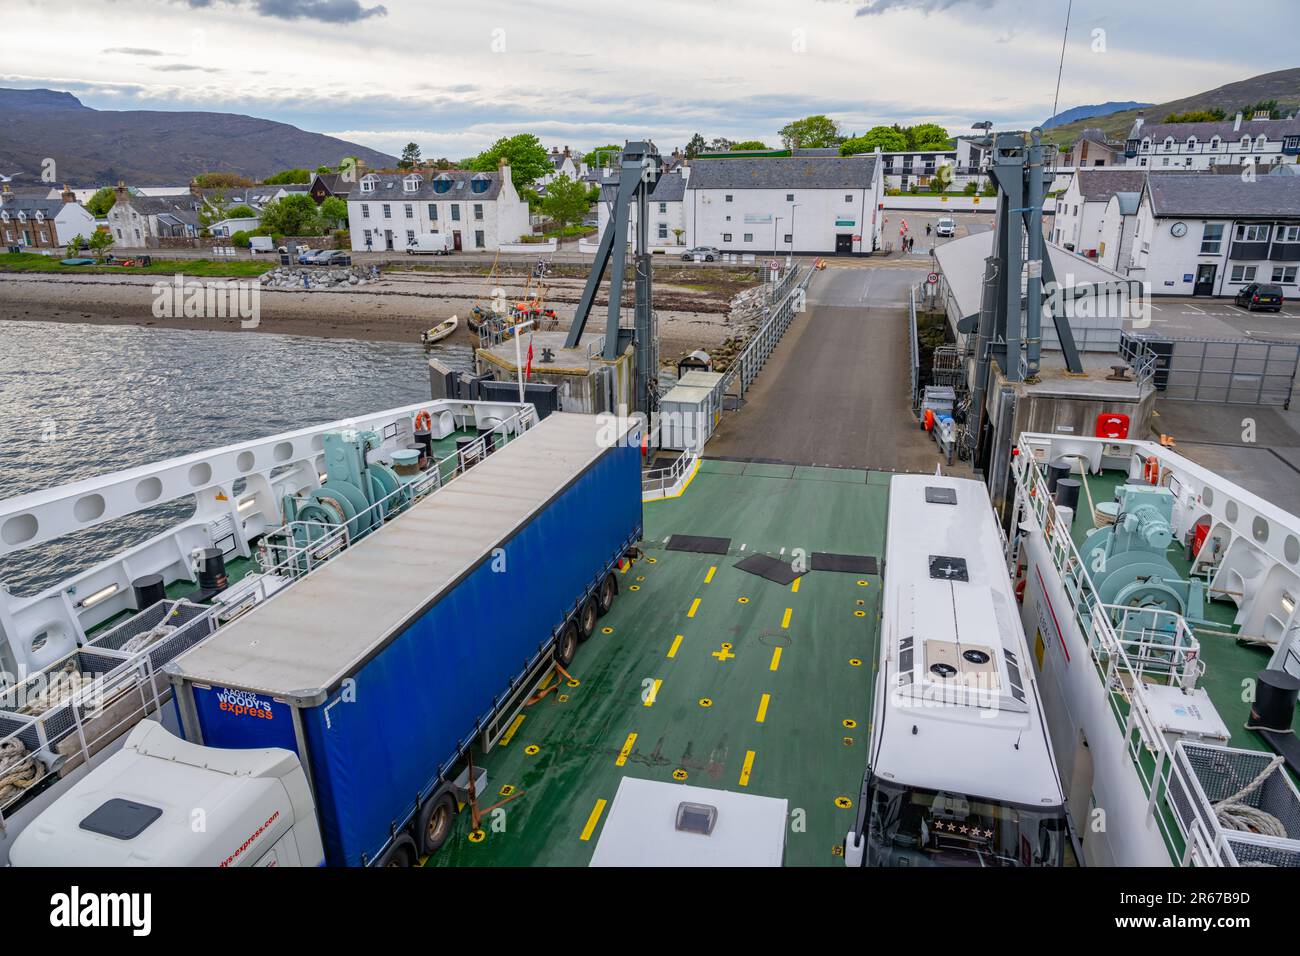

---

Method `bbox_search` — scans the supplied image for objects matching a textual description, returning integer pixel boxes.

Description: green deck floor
[430,462,888,867]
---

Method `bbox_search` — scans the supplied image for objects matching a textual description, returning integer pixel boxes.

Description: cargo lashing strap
[463,748,524,834]
[526,662,576,706]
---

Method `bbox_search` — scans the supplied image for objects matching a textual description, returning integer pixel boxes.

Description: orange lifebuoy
[923,408,936,432]
[1144,456,1159,485]
[1015,578,1027,605]
[414,410,432,432]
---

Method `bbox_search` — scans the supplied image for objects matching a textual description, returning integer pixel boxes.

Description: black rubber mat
[811,552,879,574]
[734,553,802,585]
[666,534,731,555]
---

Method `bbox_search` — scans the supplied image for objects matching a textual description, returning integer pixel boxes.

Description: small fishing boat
[420,315,458,345]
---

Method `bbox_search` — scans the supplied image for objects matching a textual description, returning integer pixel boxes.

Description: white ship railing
[0,405,538,828]
[1013,436,1222,865]
[642,450,700,501]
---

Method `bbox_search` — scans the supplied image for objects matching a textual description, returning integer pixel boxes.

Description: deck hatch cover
[675,802,718,835]
[79,798,163,840]
[1004,649,1027,703]
[924,486,957,505]
[928,555,969,582]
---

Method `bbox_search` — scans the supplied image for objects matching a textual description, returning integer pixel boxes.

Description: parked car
[298,249,327,265]
[935,217,957,238]
[315,250,352,267]
[681,246,720,262]
[1234,282,1284,312]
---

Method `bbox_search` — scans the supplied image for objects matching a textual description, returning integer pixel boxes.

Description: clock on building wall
[1170,222,1188,237]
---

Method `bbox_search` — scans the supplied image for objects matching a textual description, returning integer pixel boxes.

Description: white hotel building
[1123,111,1300,171]
[684,153,883,256]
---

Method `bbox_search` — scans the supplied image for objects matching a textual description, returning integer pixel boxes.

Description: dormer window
[360,175,377,194]
[1141,138,1151,152]
[1186,137,1197,150]
[1162,137,1174,151]
[1210,137,1220,150]
[403,175,421,193]
[432,174,453,194]
[1255,135,1267,150]
[1241,136,1251,149]
[470,173,490,194]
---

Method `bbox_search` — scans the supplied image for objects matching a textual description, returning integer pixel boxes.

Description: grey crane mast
[565,141,662,421]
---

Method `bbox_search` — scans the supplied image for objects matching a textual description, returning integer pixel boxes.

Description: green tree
[398,142,422,170]
[778,114,841,149]
[259,193,324,236]
[840,126,907,154]
[583,144,621,167]
[85,187,116,217]
[731,140,770,150]
[706,137,734,152]
[468,134,551,192]
[319,196,349,229]
[1164,109,1225,123]
[66,234,85,257]
[225,204,257,219]
[198,190,228,238]
[684,133,707,160]
[907,123,953,150]
[87,229,114,260]
[540,173,590,229]
[194,172,253,189]
[263,168,311,185]
[230,230,253,248]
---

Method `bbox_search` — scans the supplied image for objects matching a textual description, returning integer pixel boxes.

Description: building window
[406,229,415,243]
[382,204,392,218]
[786,193,794,202]
[722,233,732,242]
[1272,266,1297,283]
[784,233,792,243]
[725,195,733,203]
[1235,224,1270,242]
[658,202,667,214]
[404,204,414,219]
[363,229,372,244]
[473,203,483,221]
[359,204,370,218]
[725,215,731,222]
[475,230,485,248]
[743,233,753,242]
[1278,225,1300,243]
[1230,265,1257,283]
[1139,158,1147,166]
[658,223,668,239]
[1200,224,1224,254]
[428,204,438,220]
[451,204,461,221]
[844,194,852,203]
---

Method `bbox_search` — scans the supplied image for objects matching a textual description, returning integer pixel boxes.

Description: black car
[1234,282,1284,312]
[315,250,353,267]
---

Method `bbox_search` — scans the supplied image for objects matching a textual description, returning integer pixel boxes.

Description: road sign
[927,272,939,285]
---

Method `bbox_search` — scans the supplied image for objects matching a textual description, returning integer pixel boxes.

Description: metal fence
[908,283,921,414]
[717,266,809,401]
[1134,334,1299,407]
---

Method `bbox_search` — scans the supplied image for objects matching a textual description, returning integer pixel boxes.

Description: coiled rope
[1214,754,1288,839]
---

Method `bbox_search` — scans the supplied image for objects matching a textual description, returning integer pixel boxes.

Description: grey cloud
[174,0,387,22]
[104,47,167,56]
[854,0,996,15]
[152,64,224,73]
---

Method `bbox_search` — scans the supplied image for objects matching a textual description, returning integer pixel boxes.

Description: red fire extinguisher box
[1095,413,1130,439]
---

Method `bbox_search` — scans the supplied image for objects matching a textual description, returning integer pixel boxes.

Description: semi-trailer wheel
[416,792,457,857]
[597,573,617,616]
[577,596,599,641]
[376,833,417,867]
[556,622,578,666]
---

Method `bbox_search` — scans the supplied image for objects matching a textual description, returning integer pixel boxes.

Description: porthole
[188,462,213,487]
[73,494,106,523]
[236,450,256,472]
[1,513,38,546]
[1226,500,1239,523]
[1285,535,1300,565]
[1202,486,1215,508]
[1253,517,1270,543]
[273,441,294,463]
[135,477,163,503]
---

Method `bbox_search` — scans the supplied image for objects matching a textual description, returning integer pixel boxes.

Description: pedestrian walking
[925,223,932,237]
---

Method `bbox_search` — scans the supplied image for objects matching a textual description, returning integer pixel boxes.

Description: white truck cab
[407,232,454,255]
[10,720,324,867]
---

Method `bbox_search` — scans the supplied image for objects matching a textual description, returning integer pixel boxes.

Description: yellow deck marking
[711,643,735,662]
[739,750,756,787]
[781,607,793,629]
[687,598,701,618]
[704,565,716,584]
[579,798,608,841]
[616,732,637,767]
[769,647,783,671]
[644,678,662,707]
[756,693,770,723]
[791,578,800,594]
[667,634,684,658]
[499,713,526,746]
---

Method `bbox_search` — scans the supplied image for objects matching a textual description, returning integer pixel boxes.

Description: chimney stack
[1233,111,1243,132]
[1,183,11,203]
[61,184,76,204]
[190,178,203,198]
[563,145,571,158]
[115,180,128,201]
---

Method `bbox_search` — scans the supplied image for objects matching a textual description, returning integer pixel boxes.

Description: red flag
[524,334,534,381]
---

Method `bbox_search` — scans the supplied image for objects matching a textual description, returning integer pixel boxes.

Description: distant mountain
[1041,101,1152,129]
[1041,68,1300,146]
[0,88,396,185]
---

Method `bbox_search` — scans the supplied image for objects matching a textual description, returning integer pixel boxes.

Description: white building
[105,187,201,247]
[1063,128,1124,169]
[684,153,883,256]
[1123,111,1300,171]
[1125,173,1300,297]
[346,165,529,253]
[0,185,97,248]
[596,168,687,247]
[1095,191,1143,275]
[1051,168,1147,255]
[537,146,583,187]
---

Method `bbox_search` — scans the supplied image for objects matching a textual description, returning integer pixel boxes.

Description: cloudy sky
[2,0,1296,158]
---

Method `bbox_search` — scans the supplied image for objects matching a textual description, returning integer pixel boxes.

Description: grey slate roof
[349,170,504,202]
[792,147,841,156]
[1145,174,1300,219]
[119,195,200,215]
[1133,118,1300,144]
[1074,168,1148,202]
[600,169,686,203]
[0,195,66,217]
[686,155,878,190]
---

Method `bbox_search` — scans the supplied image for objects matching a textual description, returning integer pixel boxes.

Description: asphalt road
[1135,298,1300,341]
[704,263,965,473]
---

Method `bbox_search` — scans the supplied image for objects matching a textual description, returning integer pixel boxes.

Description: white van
[248,235,275,253]
[407,233,454,255]
[935,217,957,238]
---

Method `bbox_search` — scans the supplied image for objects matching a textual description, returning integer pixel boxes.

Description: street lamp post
[789,203,799,266]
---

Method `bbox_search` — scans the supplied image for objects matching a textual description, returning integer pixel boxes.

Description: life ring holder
[414,410,433,432]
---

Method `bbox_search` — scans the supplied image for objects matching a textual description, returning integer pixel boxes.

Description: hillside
[1041,101,1151,129]
[1041,67,1300,146]
[0,88,395,184]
